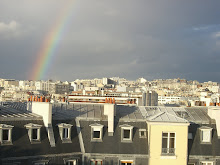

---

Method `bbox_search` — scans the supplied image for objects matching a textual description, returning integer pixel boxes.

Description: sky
[0,0,220,82]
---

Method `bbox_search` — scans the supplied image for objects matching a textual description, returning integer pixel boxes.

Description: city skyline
[1,0,220,82]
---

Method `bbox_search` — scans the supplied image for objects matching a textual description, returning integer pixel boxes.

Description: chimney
[208,107,220,137]
[30,102,52,127]
[104,103,116,136]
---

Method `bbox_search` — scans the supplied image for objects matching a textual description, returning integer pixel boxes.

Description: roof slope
[0,119,81,159]
[80,120,148,155]
[147,111,188,123]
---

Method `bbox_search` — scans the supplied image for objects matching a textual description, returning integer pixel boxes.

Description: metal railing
[161,148,175,155]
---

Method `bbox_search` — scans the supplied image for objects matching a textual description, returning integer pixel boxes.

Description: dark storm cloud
[0,0,220,82]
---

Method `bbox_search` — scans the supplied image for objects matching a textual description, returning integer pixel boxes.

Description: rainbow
[29,0,75,80]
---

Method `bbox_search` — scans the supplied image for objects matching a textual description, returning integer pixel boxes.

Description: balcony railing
[161,148,175,155]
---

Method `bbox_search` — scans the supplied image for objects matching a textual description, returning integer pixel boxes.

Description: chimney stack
[104,103,116,136]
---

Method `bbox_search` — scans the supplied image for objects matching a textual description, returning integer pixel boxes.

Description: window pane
[3,129,9,141]
[140,131,145,137]
[32,129,38,140]
[121,163,126,165]
[63,128,69,139]
[170,133,175,137]
[169,137,175,148]
[93,131,100,138]
[124,130,130,139]
[127,163,132,165]
[202,130,210,142]
[162,133,168,137]
[162,137,168,148]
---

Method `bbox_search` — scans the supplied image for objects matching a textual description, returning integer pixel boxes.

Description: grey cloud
[1,0,220,82]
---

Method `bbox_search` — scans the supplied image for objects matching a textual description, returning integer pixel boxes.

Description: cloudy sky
[1,0,220,82]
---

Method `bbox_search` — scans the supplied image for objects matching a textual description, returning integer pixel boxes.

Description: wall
[31,102,52,127]
[148,123,189,165]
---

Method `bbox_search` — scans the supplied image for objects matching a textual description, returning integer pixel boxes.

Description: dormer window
[25,123,42,144]
[64,159,77,165]
[57,123,72,143]
[199,126,213,144]
[139,129,147,138]
[120,124,134,143]
[0,124,14,145]
[89,123,104,142]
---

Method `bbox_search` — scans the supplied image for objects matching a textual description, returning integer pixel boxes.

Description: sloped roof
[79,120,148,155]
[147,111,189,123]
[139,106,211,124]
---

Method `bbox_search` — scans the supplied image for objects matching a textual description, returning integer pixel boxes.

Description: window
[202,130,211,142]
[93,130,101,139]
[32,160,49,165]
[120,124,133,143]
[90,159,102,165]
[24,123,42,143]
[162,132,175,155]
[200,161,214,165]
[63,128,69,139]
[120,160,133,165]
[89,123,104,142]
[57,123,73,143]
[3,129,9,141]
[32,129,38,140]
[65,160,76,165]
[0,124,14,145]
[199,126,213,144]
[139,129,147,138]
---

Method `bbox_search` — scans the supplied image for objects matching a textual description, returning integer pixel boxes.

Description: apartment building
[1,100,220,165]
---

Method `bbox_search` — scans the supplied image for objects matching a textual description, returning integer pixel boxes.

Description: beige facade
[148,122,189,165]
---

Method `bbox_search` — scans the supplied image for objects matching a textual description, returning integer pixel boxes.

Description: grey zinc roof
[52,103,106,120]
[52,103,144,121]
[116,105,144,121]
[0,105,42,120]
[0,119,81,160]
[139,106,211,124]
[1,101,27,111]
[147,111,188,123]
[79,120,148,155]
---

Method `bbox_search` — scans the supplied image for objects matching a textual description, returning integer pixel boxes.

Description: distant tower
[142,91,158,106]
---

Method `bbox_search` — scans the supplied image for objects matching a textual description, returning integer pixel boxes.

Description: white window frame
[57,123,73,143]
[199,126,213,144]
[0,124,14,145]
[200,161,214,165]
[89,123,104,142]
[65,159,77,165]
[139,129,147,138]
[120,124,134,143]
[161,132,176,155]
[24,123,42,143]
[120,160,134,165]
